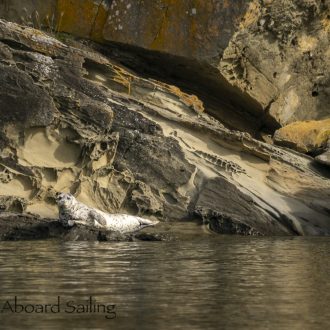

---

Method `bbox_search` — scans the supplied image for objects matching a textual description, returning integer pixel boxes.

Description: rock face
[0,0,329,132]
[194,177,291,236]
[220,0,330,127]
[0,213,170,241]
[103,0,250,62]
[0,19,329,236]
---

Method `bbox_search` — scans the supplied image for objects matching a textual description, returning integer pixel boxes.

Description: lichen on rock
[274,119,330,153]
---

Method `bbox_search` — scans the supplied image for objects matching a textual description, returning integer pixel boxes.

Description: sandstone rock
[57,0,109,41]
[274,119,330,153]
[1,0,328,132]
[0,19,329,236]
[220,0,330,126]
[194,177,291,236]
[103,0,250,62]
[0,64,57,128]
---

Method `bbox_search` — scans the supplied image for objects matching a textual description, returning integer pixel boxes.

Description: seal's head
[55,192,75,208]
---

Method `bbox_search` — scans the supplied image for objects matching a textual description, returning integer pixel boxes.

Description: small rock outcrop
[274,119,330,154]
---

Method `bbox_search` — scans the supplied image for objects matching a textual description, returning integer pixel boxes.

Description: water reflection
[0,237,329,329]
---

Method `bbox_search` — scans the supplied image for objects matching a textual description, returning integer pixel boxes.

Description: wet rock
[0,213,170,242]
[208,213,261,236]
[0,213,51,241]
[133,232,173,242]
[194,177,291,236]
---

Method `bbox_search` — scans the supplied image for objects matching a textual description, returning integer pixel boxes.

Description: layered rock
[0,0,329,133]
[0,19,329,236]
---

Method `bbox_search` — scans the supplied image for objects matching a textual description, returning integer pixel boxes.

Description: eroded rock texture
[0,19,329,236]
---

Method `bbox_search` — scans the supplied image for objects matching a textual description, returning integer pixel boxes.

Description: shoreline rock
[0,213,171,242]
[0,19,329,236]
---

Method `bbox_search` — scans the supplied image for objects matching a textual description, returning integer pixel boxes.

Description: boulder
[274,119,330,153]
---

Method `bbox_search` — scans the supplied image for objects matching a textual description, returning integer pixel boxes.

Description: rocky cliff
[0,1,329,236]
[1,0,329,134]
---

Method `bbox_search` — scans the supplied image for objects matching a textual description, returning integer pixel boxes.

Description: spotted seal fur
[55,193,159,234]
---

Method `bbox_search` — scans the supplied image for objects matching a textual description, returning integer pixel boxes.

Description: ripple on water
[0,237,329,330]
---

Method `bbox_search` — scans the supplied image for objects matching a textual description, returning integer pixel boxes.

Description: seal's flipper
[88,210,107,227]
[138,218,159,228]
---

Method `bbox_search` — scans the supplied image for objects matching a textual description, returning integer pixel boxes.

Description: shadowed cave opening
[92,41,281,138]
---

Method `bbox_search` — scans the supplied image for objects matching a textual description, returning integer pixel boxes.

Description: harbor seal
[55,193,159,234]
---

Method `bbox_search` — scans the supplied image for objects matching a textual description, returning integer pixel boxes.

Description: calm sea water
[0,230,329,329]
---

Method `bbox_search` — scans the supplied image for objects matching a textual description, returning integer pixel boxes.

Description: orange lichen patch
[149,0,243,56]
[105,62,204,113]
[103,0,250,60]
[161,83,204,113]
[111,64,134,95]
[56,0,104,39]
[274,119,330,153]
[90,1,109,42]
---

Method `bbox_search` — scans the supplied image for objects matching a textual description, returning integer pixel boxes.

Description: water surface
[0,233,329,329]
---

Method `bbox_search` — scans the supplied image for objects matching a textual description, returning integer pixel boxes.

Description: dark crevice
[151,5,170,45]
[0,38,35,52]
[90,0,106,38]
[93,41,280,137]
